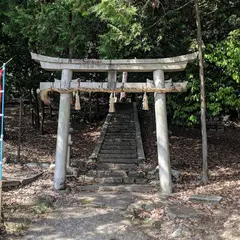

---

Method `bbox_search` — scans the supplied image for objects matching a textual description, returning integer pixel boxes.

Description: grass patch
[33,197,53,215]
[5,221,29,234]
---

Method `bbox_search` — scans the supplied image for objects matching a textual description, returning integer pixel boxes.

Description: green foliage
[90,0,145,58]
[206,29,240,83]
[0,0,239,125]
[4,0,101,58]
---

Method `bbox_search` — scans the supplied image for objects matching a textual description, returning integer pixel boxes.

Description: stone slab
[101,145,136,150]
[2,180,21,188]
[98,154,137,159]
[79,184,157,193]
[21,172,43,186]
[189,194,222,203]
[106,133,135,136]
[98,158,138,164]
[123,177,135,184]
[135,178,149,184]
[128,170,140,177]
[94,177,123,184]
[100,149,135,154]
[103,140,136,145]
[97,163,138,170]
[167,205,205,219]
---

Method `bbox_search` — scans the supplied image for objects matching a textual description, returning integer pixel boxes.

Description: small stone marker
[26,162,39,168]
[171,228,182,238]
[189,194,222,203]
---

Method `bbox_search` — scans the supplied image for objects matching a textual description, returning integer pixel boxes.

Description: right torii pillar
[154,70,172,194]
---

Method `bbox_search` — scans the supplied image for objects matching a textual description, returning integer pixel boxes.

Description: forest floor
[1,105,240,240]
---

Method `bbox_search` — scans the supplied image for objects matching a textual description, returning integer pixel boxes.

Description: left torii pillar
[54,69,72,190]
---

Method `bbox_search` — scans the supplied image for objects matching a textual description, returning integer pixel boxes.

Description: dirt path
[2,105,240,239]
[22,191,155,240]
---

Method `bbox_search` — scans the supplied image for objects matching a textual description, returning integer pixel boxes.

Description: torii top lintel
[31,52,198,73]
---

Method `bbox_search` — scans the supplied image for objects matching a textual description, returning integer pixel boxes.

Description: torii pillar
[154,70,172,193]
[54,69,72,190]
[31,52,197,193]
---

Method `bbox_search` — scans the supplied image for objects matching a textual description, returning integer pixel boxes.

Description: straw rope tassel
[109,92,115,113]
[142,92,149,111]
[75,91,81,110]
[40,91,51,105]
[114,92,118,103]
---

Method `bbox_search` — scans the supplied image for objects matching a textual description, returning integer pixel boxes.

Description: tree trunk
[40,101,45,135]
[17,97,22,162]
[69,11,74,59]
[89,92,92,124]
[96,93,100,119]
[195,0,208,183]
[33,89,40,132]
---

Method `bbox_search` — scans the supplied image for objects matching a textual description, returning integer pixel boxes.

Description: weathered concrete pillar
[107,71,117,86]
[54,69,72,190]
[153,69,172,194]
[108,71,117,112]
[66,127,73,171]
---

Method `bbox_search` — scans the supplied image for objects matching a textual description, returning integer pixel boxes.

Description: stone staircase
[79,103,157,189]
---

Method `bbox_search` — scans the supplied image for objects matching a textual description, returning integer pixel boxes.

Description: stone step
[106,133,135,137]
[110,117,134,120]
[113,113,133,116]
[98,154,137,159]
[98,158,138,164]
[107,127,135,130]
[101,145,136,150]
[79,184,156,192]
[97,163,138,170]
[86,170,128,178]
[102,142,136,147]
[112,113,134,117]
[103,139,136,144]
[111,121,134,124]
[102,144,136,149]
[107,125,135,129]
[109,119,134,122]
[102,146,136,151]
[80,176,149,185]
[100,149,136,154]
[104,137,136,141]
[95,177,124,184]
[106,132,135,135]
[107,129,135,133]
[111,120,134,123]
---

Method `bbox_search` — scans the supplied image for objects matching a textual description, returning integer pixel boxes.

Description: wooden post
[17,97,22,162]
[54,69,72,190]
[40,101,45,135]
[120,72,128,101]
[107,71,117,87]
[66,127,73,171]
[153,70,172,194]
[108,71,117,113]
[195,0,208,183]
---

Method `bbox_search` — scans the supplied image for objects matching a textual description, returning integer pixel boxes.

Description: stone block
[189,195,222,203]
[123,177,135,184]
[79,176,95,185]
[167,205,205,219]
[135,178,149,184]
[94,177,123,184]
[128,170,139,177]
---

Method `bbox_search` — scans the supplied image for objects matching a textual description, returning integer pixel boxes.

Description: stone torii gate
[31,52,198,194]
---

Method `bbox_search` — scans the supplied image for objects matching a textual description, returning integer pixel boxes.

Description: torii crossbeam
[31,52,198,194]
